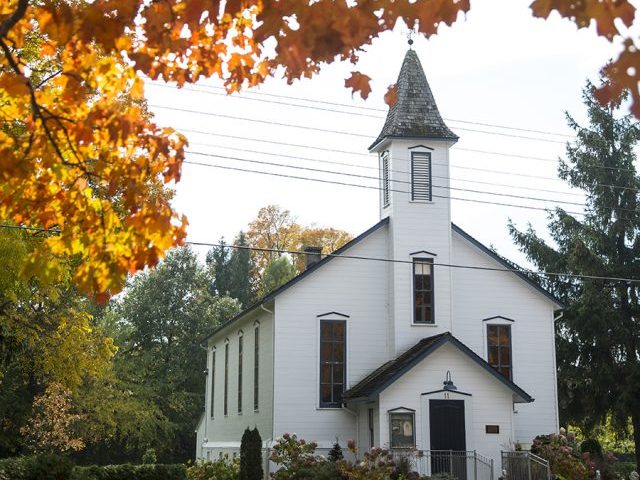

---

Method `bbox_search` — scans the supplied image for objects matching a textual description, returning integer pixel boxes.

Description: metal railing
[501,451,551,480]
[392,450,494,480]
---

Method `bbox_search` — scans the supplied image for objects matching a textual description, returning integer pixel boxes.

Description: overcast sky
[144,0,626,267]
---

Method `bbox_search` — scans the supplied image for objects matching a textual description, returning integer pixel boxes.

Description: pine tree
[229,232,253,307]
[328,440,343,462]
[240,427,263,480]
[509,79,640,469]
[206,236,232,297]
[260,255,297,297]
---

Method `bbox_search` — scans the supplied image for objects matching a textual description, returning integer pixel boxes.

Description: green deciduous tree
[261,256,297,297]
[509,80,640,469]
[108,246,241,463]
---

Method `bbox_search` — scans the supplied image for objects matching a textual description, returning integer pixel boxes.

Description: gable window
[413,259,434,324]
[210,351,216,419]
[238,334,243,414]
[389,411,415,449]
[411,151,432,201]
[224,342,229,416]
[381,150,390,207]
[319,320,346,408]
[254,325,259,412]
[487,324,512,380]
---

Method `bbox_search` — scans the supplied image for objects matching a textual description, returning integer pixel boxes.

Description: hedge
[0,456,186,480]
[71,464,187,480]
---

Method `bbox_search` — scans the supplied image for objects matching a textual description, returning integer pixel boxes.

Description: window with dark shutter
[319,320,346,408]
[224,342,229,416]
[210,351,215,418]
[487,324,512,380]
[254,325,259,412]
[238,335,243,414]
[381,151,390,207]
[411,151,432,201]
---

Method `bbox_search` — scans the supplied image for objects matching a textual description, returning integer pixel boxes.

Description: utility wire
[183,158,587,215]
[190,140,585,198]
[148,83,574,139]
[0,223,635,284]
[185,241,640,284]
[185,149,587,208]
[183,129,640,192]
[150,104,568,145]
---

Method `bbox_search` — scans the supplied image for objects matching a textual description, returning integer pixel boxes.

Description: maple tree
[1,0,637,297]
[246,205,352,274]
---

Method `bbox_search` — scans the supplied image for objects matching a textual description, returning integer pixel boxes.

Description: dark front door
[429,399,467,479]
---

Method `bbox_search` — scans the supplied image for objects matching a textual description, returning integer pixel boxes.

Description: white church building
[196,49,562,478]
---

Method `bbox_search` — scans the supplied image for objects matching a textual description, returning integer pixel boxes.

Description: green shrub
[0,454,74,480]
[240,427,263,480]
[270,433,319,480]
[328,442,343,463]
[71,463,186,480]
[580,439,603,459]
[295,462,343,480]
[614,461,637,478]
[142,448,157,465]
[186,456,239,480]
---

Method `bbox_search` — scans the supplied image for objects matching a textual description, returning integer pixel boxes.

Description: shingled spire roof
[369,49,457,151]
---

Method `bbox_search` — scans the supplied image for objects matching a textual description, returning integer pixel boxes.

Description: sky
[144,0,625,267]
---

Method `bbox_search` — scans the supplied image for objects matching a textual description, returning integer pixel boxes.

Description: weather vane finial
[407,29,414,48]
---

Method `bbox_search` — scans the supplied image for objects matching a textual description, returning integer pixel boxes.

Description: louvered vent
[411,152,432,201]
[381,151,390,207]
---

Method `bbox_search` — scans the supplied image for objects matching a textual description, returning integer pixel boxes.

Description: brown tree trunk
[633,413,640,473]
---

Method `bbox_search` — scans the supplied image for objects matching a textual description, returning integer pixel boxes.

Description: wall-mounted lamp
[443,370,457,391]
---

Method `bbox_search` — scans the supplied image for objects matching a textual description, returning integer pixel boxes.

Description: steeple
[369,49,457,151]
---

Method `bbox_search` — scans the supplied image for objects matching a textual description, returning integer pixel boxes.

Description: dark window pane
[423,274,431,291]
[415,275,424,290]
[333,384,343,404]
[487,326,499,346]
[488,346,499,365]
[320,384,331,403]
[500,346,511,365]
[423,307,432,323]
[321,364,331,383]
[320,342,332,360]
[333,365,343,384]
[333,322,345,341]
[334,345,344,363]
[321,322,332,338]
[498,326,510,345]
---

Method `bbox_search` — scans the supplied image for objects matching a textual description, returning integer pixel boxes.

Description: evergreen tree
[206,236,232,297]
[328,441,343,462]
[240,427,263,480]
[509,80,640,469]
[228,231,253,307]
[260,255,297,297]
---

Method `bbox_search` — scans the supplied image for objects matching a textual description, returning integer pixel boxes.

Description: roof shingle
[369,49,457,150]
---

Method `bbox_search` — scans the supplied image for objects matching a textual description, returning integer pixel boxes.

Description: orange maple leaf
[345,71,372,100]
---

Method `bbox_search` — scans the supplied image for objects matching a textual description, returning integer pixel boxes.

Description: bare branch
[0,0,28,39]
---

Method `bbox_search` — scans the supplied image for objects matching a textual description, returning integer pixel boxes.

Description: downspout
[552,310,563,433]
[261,303,274,479]
[198,343,209,459]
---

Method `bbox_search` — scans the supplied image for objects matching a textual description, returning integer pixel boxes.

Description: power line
[151,104,568,145]
[189,140,585,198]
[0,223,635,284]
[185,241,640,284]
[185,149,587,208]
[184,129,640,193]
[183,158,587,215]
[148,83,574,139]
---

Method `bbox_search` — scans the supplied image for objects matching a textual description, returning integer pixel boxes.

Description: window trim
[486,323,513,380]
[388,408,416,449]
[410,151,432,202]
[318,319,347,409]
[412,258,435,325]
